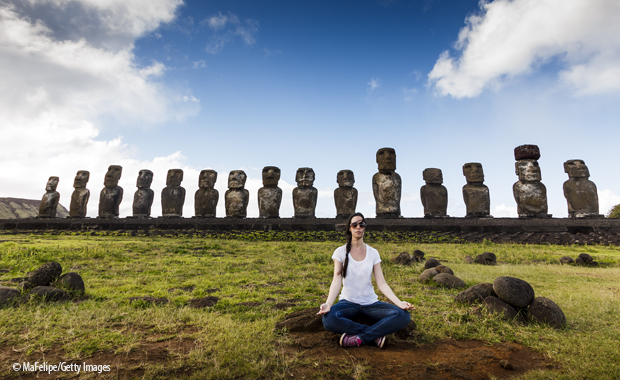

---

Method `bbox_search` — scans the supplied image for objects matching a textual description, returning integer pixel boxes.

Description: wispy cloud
[203,12,259,54]
[192,60,207,69]
[263,48,282,56]
[367,77,380,92]
[182,95,200,103]
[427,0,620,98]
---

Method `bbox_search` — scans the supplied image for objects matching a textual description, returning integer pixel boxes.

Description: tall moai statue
[258,166,282,218]
[334,170,357,219]
[98,165,123,218]
[293,167,317,218]
[421,168,448,218]
[38,176,60,218]
[462,163,491,218]
[161,169,185,217]
[563,159,602,218]
[69,170,90,218]
[225,170,249,218]
[132,169,154,218]
[513,145,551,218]
[195,169,218,218]
[372,147,401,218]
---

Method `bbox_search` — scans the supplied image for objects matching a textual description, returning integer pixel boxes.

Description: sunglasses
[350,222,367,229]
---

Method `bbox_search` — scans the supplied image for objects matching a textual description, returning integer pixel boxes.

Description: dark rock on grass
[391,252,412,265]
[0,286,20,303]
[484,296,519,321]
[499,360,514,370]
[424,258,440,269]
[128,296,168,305]
[412,250,425,262]
[528,297,566,329]
[28,286,69,301]
[18,281,34,292]
[276,308,324,333]
[28,262,62,287]
[559,256,574,265]
[189,296,219,308]
[456,283,497,304]
[464,255,474,264]
[273,302,296,310]
[493,276,535,308]
[10,277,28,283]
[0,269,9,274]
[474,252,497,265]
[575,257,585,265]
[56,272,85,293]
[578,253,593,264]
[433,273,466,289]
[419,268,438,282]
[393,319,418,339]
[434,265,454,275]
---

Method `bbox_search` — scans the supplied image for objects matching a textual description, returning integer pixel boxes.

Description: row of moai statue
[36,145,602,219]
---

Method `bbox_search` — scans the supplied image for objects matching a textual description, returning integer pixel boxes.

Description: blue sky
[1,0,620,218]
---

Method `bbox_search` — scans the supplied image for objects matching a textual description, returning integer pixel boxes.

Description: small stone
[575,257,585,266]
[578,253,593,264]
[189,296,219,308]
[424,258,440,269]
[56,272,85,293]
[0,286,21,303]
[391,252,412,265]
[275,308,324,333]
[528,297,566,329]
[28,286,69,301]
[28,262,62,287]
[455,283,496,304]
[493,276,535,308]
[17,281,34,292]
[499,360,514,370]
[433,273,466,289]
[474,252,497,265]
[484,296,519,321]
[434,265,454,275]
[419,268,439,282]
[464,255,474,264]
[559,256,574,265]
[412,249,425,262]
[394,319,418,339]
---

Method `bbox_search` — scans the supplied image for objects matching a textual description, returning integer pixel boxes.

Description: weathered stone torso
[421,184,448,217]
[513,181,548,217]
[39,192,60,218]
[463,184,490,217]
[195,188,219,217]
[293,187,317,218]
[69,188,89,217]
[225,189,249,218]
[334,187,357,218]
[372,172,401,217]
[563,179,599,217]
[133,188,154,217]
[162,187,185,217]
[99,186,123,218]
[258,187,282,218]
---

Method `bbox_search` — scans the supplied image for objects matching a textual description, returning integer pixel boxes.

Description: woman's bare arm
[374,263,415,310]
[317,260,343,315]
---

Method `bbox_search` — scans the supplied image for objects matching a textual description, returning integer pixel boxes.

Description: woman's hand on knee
[397,301,415,310]
[317,303,331,315]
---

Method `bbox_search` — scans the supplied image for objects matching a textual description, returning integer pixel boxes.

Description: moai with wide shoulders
[38,176,60,218]
[98,165,123,218]
[372,147,402,218]
[161,169,185,217]
[462,162,491,218]
[195,169,218,218]
[512,145,551,218]
[258,166,282,218]
[132,169,154,218]
[69,170,90,218]
[293,167,318,218]
[334,169,357,219]
[421,168,448,218]
[563,159,602,218]
[225,170,249,218]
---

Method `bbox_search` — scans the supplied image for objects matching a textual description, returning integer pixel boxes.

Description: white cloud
[0,1,198,216]
[203,12,258,54]
[192,59,206,69]
[182,95,200,103]
[493,204,517,218]
[205,11,239,31]
[367,77,380,92]
[427,0,620,98]
[598,189,620,216]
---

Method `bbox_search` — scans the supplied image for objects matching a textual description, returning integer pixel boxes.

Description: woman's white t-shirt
[332,244,381,305]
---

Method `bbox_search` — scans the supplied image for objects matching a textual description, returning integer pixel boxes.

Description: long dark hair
[338,212,366,278]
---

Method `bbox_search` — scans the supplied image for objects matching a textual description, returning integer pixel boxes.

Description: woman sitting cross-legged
[317,212,414,348]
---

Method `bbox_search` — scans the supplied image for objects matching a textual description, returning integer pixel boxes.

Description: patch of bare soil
[282,331,556,379]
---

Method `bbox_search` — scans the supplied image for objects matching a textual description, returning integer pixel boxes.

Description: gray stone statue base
[518,213,552,219]
[424,214,451,219]
[192,215,216,219]
[293,215,316,219]
[127,215,151,219]
[66,216,90,219]
[376,212,402,219]
[465,214,494,219]
[569,213,604,219]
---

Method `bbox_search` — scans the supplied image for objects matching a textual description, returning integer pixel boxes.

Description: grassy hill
[0,197,69,219]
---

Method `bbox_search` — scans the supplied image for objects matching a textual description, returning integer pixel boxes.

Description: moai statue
[334,170,357,219]
[513,145,551,218]
[98,165,123,218]
[69,170,90,218]
[132,169,154,218]
[225,170,249,218]
[420,168,448,218]
[161,169,185,217]
[293,167,318,218]
[38,176,60,218]
[258,166,282,218]
[563,159,602,218]
[372,147,401,218]
[195,169,218,218]
[462,163,491,218]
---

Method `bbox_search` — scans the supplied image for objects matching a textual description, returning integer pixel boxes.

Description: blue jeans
[322,300,411,344]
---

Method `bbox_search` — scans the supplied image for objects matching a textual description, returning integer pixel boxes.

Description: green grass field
[1,232,619,379]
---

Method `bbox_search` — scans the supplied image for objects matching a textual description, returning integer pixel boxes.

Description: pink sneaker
[374,336,386,348]
[339,333,361,347]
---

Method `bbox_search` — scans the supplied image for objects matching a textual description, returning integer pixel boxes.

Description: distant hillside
[0,197,69,219]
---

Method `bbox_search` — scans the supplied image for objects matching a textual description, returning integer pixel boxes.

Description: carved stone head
[515,159,541,182]
[104,165,122,187]
[199,170,217,189]
[564,159,590,179]
[166,169,183,187]
[337,170,355,187]
[296,167,315,187]
[46,176,59,191]
[262,166,281,187]
[423,168,443,184]
[376,147,396,172]
[136,169,153,188]
[463,163,484,183]
[228,170,247,189]
[73,170,90,188]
